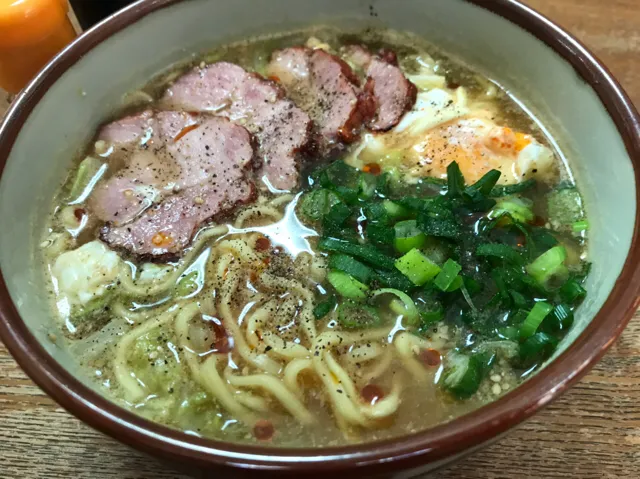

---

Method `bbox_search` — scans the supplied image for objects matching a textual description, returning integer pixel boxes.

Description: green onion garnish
[371,288,419,325]
[526,245,568,285]
[395,249,441,286]
[476,243,524,265]
[394,219,427,253]
[520,301,554,340]
[434,259,462,291]
[572,220,589,233]
[328,254,373,284]
[318,238,396,270]
[313,296,337,319]
[327,270,369,300]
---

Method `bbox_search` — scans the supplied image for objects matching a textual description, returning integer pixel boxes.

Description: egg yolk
[408,118,533,184]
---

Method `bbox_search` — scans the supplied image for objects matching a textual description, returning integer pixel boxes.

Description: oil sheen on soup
[42,27,589,447]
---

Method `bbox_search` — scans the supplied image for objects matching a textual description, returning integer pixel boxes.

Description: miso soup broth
[42,27,589,447]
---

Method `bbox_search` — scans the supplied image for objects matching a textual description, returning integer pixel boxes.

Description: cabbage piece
[67,156,107,204]
[547,187,585,230]
[52,241,121,312]
[128,331,184,396]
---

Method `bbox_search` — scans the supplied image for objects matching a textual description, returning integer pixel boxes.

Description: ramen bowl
[0,0,639,476]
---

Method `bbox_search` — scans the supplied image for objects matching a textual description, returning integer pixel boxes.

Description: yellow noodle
[217,257,282,375]
[259,272,317,342]
[358,376,402,420]
[227,374,314,424]
[119,225,228,297]
[312,353,370,427]
[234,205,283,228]
[269,194,295,207]
[360,349,394,382]
[111,301,153,324]
[394,331,435,381]
[174,303,204,380]
[199,356,256,424]
[215,239,261,264]
[252,296,311,359]
[325,351,360,400]
[345,342,386,364]
[283,358,314,397]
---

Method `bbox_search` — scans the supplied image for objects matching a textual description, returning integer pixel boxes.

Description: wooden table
[1,1,639,477]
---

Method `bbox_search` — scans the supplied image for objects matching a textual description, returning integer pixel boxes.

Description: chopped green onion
[327,271,369,300]
[497,326,520,341]
[572,220,589,233]
[476,243,524,265]
[465,169,501,197]
[443,351,494,399]
[383,200,410,218]
[394,220,427,253]
[541,304,574,333]
[299,189,341,222]
[337,301,382,329]
[313,296,337,319]
[319,160,359,189]
[490,179,536,197]
[418,307,444,330]
[509,290,528,309]
[446,161,465,197]
[519,332,558,367]
[363,202,390,225]
[446,275,464,292]
[318,238,396,270]
[490,198,535,223]
[395,249,442,286]
[434,259,462,291]
[529,227,559,257]
[559,277,587,303]
[366,223,395,245]
[322,202,352,229]
[520,301,554,340]
[328,254,373,284]
[417,212,460,239]
[526,245,568,285]
[371,288,419,326]
[372,269,416,292]
[358,173,377,199]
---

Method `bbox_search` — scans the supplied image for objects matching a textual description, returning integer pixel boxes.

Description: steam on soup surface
[43,27,589,447]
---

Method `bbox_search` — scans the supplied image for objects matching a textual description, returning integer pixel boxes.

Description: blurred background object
[0,1,136,97]
[0,0,77,94]
[69,0,136,29]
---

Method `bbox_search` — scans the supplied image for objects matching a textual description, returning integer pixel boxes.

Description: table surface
[1,1,639,477]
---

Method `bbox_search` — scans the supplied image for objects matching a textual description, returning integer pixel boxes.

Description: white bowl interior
[0,0,635,386]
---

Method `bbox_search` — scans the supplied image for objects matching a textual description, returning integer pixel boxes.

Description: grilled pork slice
[162,62,312,191]
[267,47,375,154]
[92,111,256,257]
[343,45,417,131]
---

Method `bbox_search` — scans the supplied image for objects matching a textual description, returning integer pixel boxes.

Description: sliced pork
[343,45,417,131]
[91,111,256,257]
[161,62,312,191]
[267,47,374,153]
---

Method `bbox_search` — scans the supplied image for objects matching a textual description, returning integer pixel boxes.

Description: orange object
[0,0,77,94]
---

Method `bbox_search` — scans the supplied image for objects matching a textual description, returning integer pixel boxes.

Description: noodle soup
[42,27,589,447]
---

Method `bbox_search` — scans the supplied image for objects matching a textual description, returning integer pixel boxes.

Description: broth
[42,27,588,447]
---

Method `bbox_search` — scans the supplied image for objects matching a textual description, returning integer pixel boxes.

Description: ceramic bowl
[0,0,639,476]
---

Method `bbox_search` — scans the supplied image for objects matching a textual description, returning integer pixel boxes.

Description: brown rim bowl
[0,0,639,476]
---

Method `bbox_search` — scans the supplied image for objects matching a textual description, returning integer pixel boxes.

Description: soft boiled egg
[349,87,556,185]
